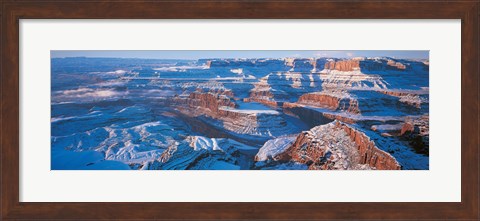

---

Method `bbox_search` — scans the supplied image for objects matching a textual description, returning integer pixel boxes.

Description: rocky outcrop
[387,59,406,70]
[276,121,401,170]
[297,93,339,109]
[284,58,319,72]
[400,115,429,155]
[250,75,273,96]
[313,58,328,72]
[400,122,415,136]
[169,92,237,120]
[205,60,213,68]
[184,92,237,113]
[324,60,361,72]
[219,109,292,137]
[171,92,292,137]
[246,75,277,106]
[254,136,297,162]
[323,57,405,72]
[155,136,251,170]
[321,113,357,124]
[379,90,427,108]
[358,59,407,72]
[208,88,235,97]
[337,122,401,170]
[293,59,315,72]
[319,68,389,90]
[296,91,360,114]
[284,58,295,67]
[249,89,274,100]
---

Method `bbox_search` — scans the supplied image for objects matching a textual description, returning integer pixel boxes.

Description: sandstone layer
[276,121,401,170]
[296,91,360,114]
[324,60,361,72]
[170,91,291,137]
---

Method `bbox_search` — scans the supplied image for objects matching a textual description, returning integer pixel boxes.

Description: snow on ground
[156,136,254,170]
[319,70,388,89]
[371,123,404,132]
[230,68,243,74]
[308,90,353,99]
[51,149,130,170]
[361,128,429,169]
[255,122,375,170]
[398,94,426,107]
[153,65,208,72]
[52,87,129,103]
[284,72,304,88]
[303,122,366,170]
[219,106,280,115]
[187,136,222,151]
[255,135,297,161]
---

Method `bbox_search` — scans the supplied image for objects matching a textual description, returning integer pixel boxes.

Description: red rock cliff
[337,122,401,170]
[279,121,401,170]
[324,60,360,72]
[171,92,270,125]
[297,92,360,114]
[387,59,406,70]
[186,92,237,113]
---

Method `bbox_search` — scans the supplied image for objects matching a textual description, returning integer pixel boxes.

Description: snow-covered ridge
[153,65,208,72]
[154,136,256,170]
[186,136,222,151]
[255,136,297,161]
[319,70,388,90]
[255,121,401,170]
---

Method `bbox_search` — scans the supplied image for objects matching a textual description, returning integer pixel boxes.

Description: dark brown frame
[1,0,478,220]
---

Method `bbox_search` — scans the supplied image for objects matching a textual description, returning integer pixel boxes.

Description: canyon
[51,55,429,170]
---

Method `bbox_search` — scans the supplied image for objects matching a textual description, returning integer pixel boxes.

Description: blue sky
[51,50,429,60]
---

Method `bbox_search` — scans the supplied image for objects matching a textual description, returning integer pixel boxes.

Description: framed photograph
[1,0,478,220]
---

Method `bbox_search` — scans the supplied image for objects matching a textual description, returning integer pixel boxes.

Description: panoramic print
[51,50,429,170]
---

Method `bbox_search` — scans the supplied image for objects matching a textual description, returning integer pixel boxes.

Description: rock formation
[171,91,292,137]
[400,115,429,155]
[154,136,253,170]
[387,59,406,70]
[245,76,278,107]
[182,91,237,113]
[379,90,427,108]
[296,91,360,114]
[270,121,401,170]
[324,59,361,72]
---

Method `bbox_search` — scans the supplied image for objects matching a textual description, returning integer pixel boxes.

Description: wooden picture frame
[1,0,478,220]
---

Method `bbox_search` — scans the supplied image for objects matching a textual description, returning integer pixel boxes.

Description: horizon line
[51,56,429,60]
